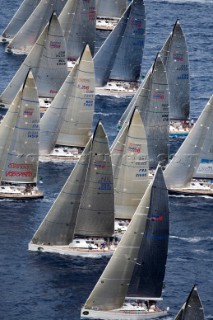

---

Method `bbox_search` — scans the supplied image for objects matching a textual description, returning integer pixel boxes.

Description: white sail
[40,45,95,154]
[160,20,190,120]
[96,0,127,18]
[1,0,41,42]
[0,72,40,184]
[164,95,213,189]
[6,0,67,55]
[82,166,169,312]
[111,109,149,219]
[118,55,169,169]
[31,122,114,245]
[0,13,68,106]
[59,0,96,61]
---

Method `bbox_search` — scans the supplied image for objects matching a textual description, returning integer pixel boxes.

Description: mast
[164,95,213,189]
[0,71,40,185]
[31,122,114,245]
[94,0,146,86]
[83,166,169,310]
[59,0,96,61]
[160,20,190,120]
[1,0,41,42]
[0,13,68,106]
[111,109,149,219]
[6,0,67,55]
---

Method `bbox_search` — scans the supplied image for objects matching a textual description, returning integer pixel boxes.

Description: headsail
[94,0,146,86]
[59,0,96,61]
[39,45,95,154]
[1,0,41,42]
[118,55,169,169]
[0,71,40,184]
[31,122,114,245]
[173,285,204,320]
[164,95,213,189]
[0,13,68,106]
[111,109,149,219]
[83,166,169,310]
[160,20,190,120]
[6,0,67,55]
[96,0,127,18]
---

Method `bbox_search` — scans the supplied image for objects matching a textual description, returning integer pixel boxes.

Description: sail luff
[164,95,213,189]
[74,123,114,237]
[111,109,149,219]
[1,71,40,184]
[84,166,167,310]
[1,0,41,41]
[56,45,95,148]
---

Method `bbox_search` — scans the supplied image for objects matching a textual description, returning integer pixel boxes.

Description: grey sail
[111,109,149,219]
[94,0,146,86]
[6,0,67,55]
[0,72,40,184]
[96,0,127,18]
[31,122,114,245]
[160,20,190,120]
[119,55,169,169]
[164,95,213,189]
[174,286,204,320]
[1,0,41,42]
[84,166,168,310]
[39,45,95,154]
[59,0,96,61]
[0,13,68,106]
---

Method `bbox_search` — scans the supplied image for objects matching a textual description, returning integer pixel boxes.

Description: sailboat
[96,0,128,31]
[118,54,169,170]
[0,0,41,43]
[0,71,43,199]
[81,166,170,319]
[94,0,146,97]
[0,13,68,110]
[159,20,191,136]
[6,0,67,55]
[164,95,213,196]
[59,0,96,69]
[29,122,117,257]
[173,285,204,320]
[111,109,149,221]
[39,45,95,161]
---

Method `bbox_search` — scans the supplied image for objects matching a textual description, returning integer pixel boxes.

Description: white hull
[96,17,119,31]
[168,180,213,196]
[40,147,82,162]
[0,36,9,43]
[81,308,168,320]
[0,185,43,199]
[95,81,139,97]
[28,243,114,258]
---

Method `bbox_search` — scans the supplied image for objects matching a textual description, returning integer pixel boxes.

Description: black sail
[127,166,169,298]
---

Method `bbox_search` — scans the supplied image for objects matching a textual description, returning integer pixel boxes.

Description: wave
[170,235,213,243]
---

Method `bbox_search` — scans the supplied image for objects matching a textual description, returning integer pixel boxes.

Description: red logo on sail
[50,41,61,49]
[24,108,33,116]
[151,215,163,221]
[153,91,165,100]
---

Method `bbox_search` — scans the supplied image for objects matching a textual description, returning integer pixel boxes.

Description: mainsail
[6,0,67,55]
[83,166,169,310]
[1,0,41,42]
[59,0,96,61]
[31,122,114,245]
[96,0,127,18]
[94,0,146,86]
[118,55,169,169]
[160,20,190,120]
[39,45,95,154]
[0,13,68,106]
[164,95,213,189]
[0,71,40,184]
[174,285,204,320]
[111,109,149,219]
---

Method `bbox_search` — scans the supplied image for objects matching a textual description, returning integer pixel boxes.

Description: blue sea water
[0,0,213,319]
